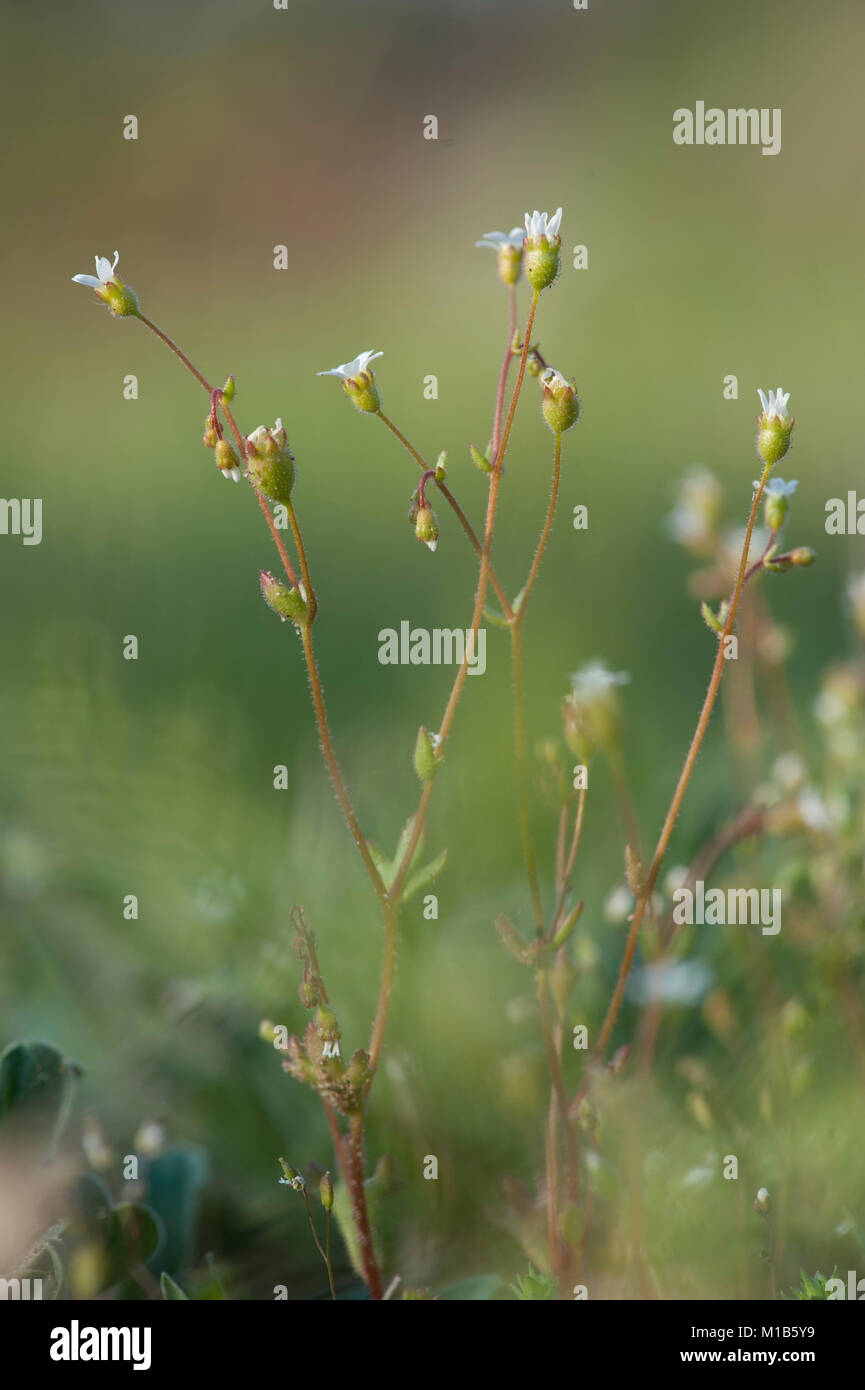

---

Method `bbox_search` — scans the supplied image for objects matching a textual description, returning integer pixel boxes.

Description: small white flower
[524,208,562,242]
[629,960,712,1007]
[317,350,382,380]
[757,476,798,497]
[757,387,791,420]
[72,251,120,290]
[570,660,631,701]
[475,227,523,250]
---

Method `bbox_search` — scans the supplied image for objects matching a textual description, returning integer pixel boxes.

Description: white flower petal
[318,349,382,379]
[72,274,103,288]
[548,207,563,237]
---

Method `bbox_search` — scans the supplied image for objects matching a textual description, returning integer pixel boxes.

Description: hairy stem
[570,465,772,1115]
[347,1114,382,1299]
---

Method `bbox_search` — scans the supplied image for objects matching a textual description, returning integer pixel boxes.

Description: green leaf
[160,1271,189,1300]
[393,817,425,877]
[401,847,448,904]
[366,841,394,890]
[482,604,510,629]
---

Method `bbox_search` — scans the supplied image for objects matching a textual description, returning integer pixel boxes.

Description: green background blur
[1,0,863,1297]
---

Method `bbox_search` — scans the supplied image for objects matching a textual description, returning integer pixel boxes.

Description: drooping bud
[202,420,219,449]
[540,368,581,435]
[756,388,794,468]
[523,208,563,292]
[214,437,241,482]
[259,570,309,625]
[789,546,816,567]
[414,505,439,552]
[245,419,295,504]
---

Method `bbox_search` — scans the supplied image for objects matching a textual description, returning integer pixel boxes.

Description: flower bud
[523,209,563,292]
[789,546,816,567]
[245,419,295,504]
[434,451,448,483]
[541,368,581,435]
[762,477,797,531]
[202,421,219,449]
[345,1049,373,1089]
[214,437,241,482]
[299,979,320,1010]
[315,1005,341,1042]
[320,1172,334,1211]
[413,726,439,783]
[278,1157,304,1190]
[563,662,630,760]
[756,388,794,468]
[222,375,236,404]
[475,228,524,285]
[259,570,309,625]
[754,1186,771,1217]
[414,505,439,552]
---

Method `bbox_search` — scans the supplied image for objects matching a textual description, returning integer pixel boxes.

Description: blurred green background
[1,0,864,1298]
